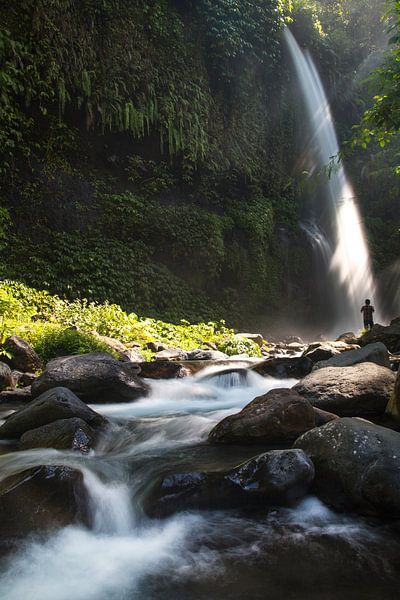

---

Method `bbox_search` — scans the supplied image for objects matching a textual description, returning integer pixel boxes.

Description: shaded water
[0,369,399,599]
[285,29,379,333]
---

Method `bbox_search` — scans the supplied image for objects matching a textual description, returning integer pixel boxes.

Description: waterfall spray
[285,28,379,333]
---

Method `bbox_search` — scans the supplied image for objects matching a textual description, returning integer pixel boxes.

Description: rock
[386,368,400,418]
[359,318,400,353]
[183,349,228,361]
[208,388,316,445]
[0,465,89,537]
[294,418,400,516]
[91,332,143,362]
[235,333,264,347]
[2,336,41,372]
[251,356,313,379]
[312,342,391,371]
[313,407,339,426]
[145,449,314,517]
[294,363,395,417]
[336,332,358,345]
[154,349,184,361]
[138,361,190,379]
[0,362,13,391]
[304,345,340,363]
[0,386,106,439]
[31,352,148,403]
[0,387,32,404]
[19,417,95,452]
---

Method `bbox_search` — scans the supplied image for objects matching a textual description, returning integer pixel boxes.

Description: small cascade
[285,28,379,333]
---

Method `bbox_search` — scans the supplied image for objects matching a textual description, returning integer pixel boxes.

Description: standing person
[361,299,375,331]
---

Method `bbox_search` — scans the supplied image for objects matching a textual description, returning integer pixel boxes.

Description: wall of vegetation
[0,0,397,328]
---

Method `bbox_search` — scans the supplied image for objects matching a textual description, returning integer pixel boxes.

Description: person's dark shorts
[364,320,374,329]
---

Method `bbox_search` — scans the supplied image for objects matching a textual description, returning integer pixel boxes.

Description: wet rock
[146,341,167,353]
[359,318,400,353]
[294,418,400,516]
[0,465,89,537]
[145,449,314,517]
[235,333,264,347]
[252,356,313,379]
[31,352,148,403]
[138,361,190,379]
[2,336,41,372]
[312,342,390,371]
[19,417,95,452]
[294,363,395,417]
[20,372,36,386]
[209,388,316,445]
[0,362,13,391]
[0,386,106,439]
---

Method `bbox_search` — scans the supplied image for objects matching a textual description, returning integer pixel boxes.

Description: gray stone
[294,418,400,516]
[294,363,395,416]
[31,352,148,403]
[312,342,390,371]
[359,318,400,353]
[0,386,106,439]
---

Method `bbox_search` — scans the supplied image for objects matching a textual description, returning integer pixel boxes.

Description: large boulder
[138,360,190,379]
[336,332,358,345]
[209,388,316,445]
[312,342,390,371]
[0,386,106,439]
[235,333,264,347]
[19,417,95,452]
[31,352,148,403]
[251,356,313,379]
[294,418,400,516]
[293,363,395,417]
[0,362,13,391]
[0,465,89,538]
[144,449,314,517]
[359,318,400,353]
[2,335,41,372]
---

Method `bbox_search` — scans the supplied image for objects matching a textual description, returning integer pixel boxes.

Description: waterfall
[285,28,379,333]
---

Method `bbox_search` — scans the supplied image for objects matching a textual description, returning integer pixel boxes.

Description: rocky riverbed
[0,332,400,599]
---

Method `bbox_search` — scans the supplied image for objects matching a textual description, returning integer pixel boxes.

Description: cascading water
[285,28,379,333]
[1,368,400,599]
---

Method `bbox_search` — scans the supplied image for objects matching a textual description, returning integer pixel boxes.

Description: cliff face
[0,0,304,326]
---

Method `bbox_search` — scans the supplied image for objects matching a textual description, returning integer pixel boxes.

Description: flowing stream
[285,29,379,333]
[0,368,399,600]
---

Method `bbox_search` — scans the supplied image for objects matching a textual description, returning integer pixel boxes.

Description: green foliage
[22,323,117,365]
[0,280,263,362]
[217,335,262,357]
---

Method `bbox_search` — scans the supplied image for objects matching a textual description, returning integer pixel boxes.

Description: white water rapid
[285,28,379,333]
[0,368,399,599]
